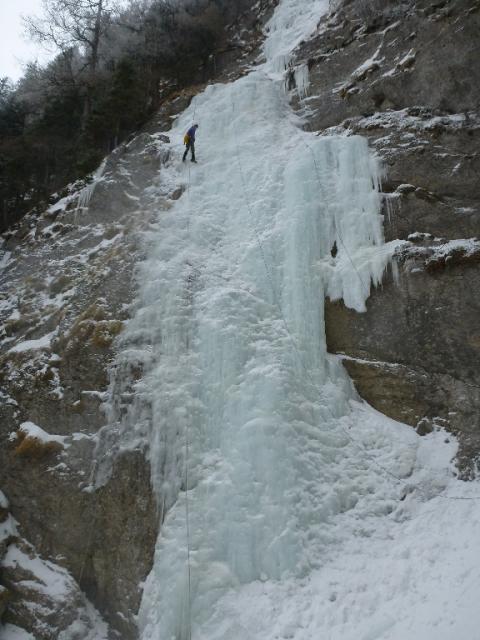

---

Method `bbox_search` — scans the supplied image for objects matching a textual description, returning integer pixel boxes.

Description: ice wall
[130,13,402,640]
[264,0,329,72]
[100,1,477,640]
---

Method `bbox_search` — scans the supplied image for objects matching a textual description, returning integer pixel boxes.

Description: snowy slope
[105,1,480,639]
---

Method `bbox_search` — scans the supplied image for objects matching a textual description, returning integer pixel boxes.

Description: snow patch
[0,247,12,273]
[352,45,384,81]
[3,544,73,599]
[429,237,480,258]
[0,625,36,640]
[396,48,416,70]
[18,421,67,447]
[8,331,56,353]
[356,109,476,133]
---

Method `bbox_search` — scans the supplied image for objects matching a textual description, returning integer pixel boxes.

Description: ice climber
[183,124,199,163]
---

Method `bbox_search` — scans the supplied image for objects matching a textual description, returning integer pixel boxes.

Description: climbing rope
[77,460,99,588]
[183,92,198,640]
[184,419,193,640]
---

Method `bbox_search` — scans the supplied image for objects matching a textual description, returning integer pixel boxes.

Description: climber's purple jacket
[187,126,197,141]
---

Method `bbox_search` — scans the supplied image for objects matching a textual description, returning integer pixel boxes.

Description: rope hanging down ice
[183,92,197,640]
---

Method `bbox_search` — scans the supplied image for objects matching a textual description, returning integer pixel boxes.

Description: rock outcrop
[289,0,480,475]
[0,123,170,637]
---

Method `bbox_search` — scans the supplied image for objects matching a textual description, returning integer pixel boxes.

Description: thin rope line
[78,460,99,587]
[184,416,192,640]
[183,95,196,640]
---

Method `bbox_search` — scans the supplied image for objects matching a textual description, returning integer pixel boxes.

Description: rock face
[0,123,170,637]
[289,0,480,475]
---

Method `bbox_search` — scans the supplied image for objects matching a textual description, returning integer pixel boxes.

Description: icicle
[294,63,310,98]
[74,158,107,221]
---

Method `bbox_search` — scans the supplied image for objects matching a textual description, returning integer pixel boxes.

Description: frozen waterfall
[103,1,480,639]
[134,64,400,638]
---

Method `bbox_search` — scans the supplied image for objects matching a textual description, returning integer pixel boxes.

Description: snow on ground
[96,0,480,639]
[200,477,480,640]
[3,544,75,600]
[3,621,108,640]
[0,626,36,640]
[57,604,110,640]
[1,543,110,640]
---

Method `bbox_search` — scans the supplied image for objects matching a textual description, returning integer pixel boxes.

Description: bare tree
[23,0,116,75]
[24,0,120,128]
